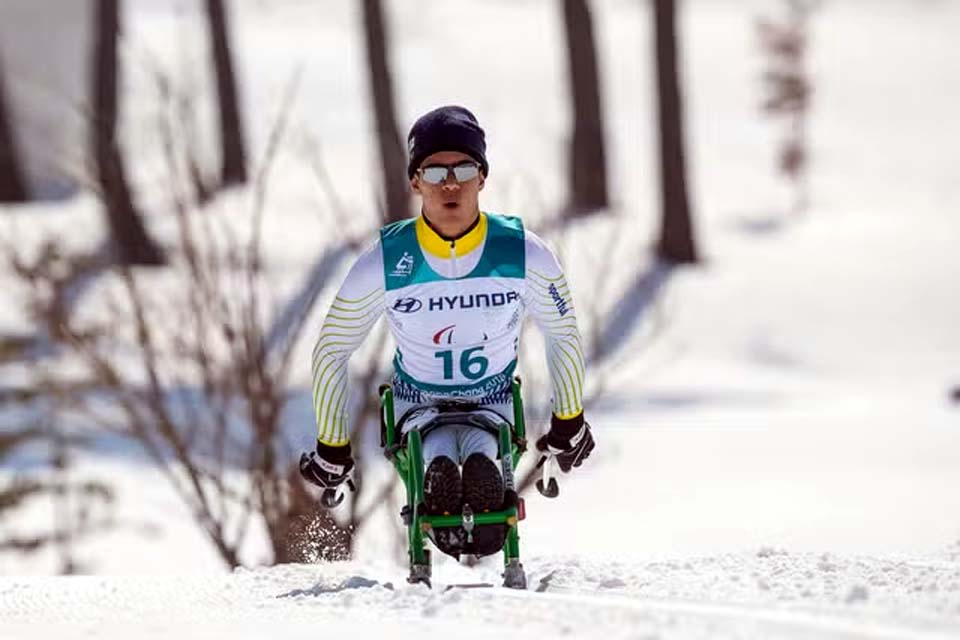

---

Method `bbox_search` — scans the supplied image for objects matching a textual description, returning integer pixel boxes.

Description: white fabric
[312,220,585,445]
[382,275,522,392]
[421,425,499,467]
[394,396,513,467]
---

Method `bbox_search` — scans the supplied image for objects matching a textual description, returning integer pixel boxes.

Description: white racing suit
[311,212,585,466]
[393,399,511,467]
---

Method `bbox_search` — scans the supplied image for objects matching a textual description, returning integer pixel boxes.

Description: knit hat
[406,106,488,179]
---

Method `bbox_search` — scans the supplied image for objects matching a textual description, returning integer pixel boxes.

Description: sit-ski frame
[380,377,529,589]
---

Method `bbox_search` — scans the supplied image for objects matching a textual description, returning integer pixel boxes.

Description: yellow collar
[416,212,487,258]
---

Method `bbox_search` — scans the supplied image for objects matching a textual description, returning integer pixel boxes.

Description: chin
[431,204,462,218]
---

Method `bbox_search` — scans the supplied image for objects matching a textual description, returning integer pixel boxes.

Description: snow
[3,554,960,639]
[3,0,960,638]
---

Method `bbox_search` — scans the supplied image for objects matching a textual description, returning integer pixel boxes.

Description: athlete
[301,105,594,556]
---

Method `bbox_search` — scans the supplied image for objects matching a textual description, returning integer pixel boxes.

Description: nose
[441,171,460,190]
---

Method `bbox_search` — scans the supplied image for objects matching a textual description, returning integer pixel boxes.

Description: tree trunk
[0,56,28,203]
[562,0,609,215]
[361,0,410,224]
[653,0,698,264]
[92,0,165,265]
[205,0,247,187]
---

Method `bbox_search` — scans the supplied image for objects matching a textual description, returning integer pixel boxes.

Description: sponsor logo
[427,291,520,312]
[547,283,569,317]
[507,308,521,330]
[390,252,415,278]
[316,457,345,475]
[392,297,422,313]
[432,324,456,345]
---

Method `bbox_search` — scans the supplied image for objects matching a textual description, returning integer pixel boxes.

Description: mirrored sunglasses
[418,161,480,185]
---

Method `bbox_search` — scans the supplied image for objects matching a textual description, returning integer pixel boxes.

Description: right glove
[536,412,595,473]
[299,441,354,489]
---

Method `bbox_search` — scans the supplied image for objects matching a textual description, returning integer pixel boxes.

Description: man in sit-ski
[301,105,595,557]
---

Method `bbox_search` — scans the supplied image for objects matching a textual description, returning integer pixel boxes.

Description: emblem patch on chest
[390,252,415,278]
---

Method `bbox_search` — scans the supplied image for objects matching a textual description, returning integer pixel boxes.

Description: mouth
[442,201,460,209]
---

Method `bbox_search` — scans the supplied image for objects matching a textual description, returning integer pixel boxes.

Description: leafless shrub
[758,0,819,215]
[0,347,114,574]
[3,64,393,568]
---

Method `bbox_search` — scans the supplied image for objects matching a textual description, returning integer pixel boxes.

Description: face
[410,150,485,236]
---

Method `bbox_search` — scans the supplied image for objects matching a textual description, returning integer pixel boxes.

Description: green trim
[327,368,350,443]
[329,299,382,313]
[553,344,587,379]
[313,330,372,341]
[321,366,348,441]
[312,356,342,404]
[334,288,382,304]
[314,355,344,422]
[527,269,565,282]
[324,311,380,323]
[380,213,526,291]
[319,322,379,332]
[536,316,580,326]
[549,347,575,413]
[393,356,517,396]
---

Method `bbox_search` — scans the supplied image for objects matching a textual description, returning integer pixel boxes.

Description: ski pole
[535,454,559,498]
[320,476,356,509]
[300,451,356,509]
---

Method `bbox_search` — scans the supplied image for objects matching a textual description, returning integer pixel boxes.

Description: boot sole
[424,456,462,515]
[462,453,504,512]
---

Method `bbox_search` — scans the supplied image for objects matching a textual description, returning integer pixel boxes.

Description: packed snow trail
[3,552,959,639]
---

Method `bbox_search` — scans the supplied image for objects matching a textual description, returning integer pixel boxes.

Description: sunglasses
[418,161,480,185]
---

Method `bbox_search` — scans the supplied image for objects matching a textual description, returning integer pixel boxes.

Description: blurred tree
[758,0,817,216]
[205,0,248,187]
[653,0,697,264]
[561,0,609,215]
[92,0,165,265]
[0,56,28,203]
[361,0,410,223]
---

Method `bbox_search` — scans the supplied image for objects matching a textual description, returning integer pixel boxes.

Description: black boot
[424,456,466,557]
[424,456,462,515]
[461,453,506,556]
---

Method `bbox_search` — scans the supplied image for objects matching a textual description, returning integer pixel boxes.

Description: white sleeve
[523,231,586,419]
[311,240,385,445]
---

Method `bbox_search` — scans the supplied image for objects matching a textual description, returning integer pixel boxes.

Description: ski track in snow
[3,551,960,639]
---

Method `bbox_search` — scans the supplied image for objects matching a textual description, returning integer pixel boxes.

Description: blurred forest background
[1,0,957,575]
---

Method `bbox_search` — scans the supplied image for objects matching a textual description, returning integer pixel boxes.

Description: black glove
[536,413,595,472]
[299,441,354,489]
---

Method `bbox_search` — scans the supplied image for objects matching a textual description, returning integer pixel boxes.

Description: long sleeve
[523,231,586,419]
[312,241,385,445]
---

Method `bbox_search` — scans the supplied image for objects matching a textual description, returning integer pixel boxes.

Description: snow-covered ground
[4,553,960,639]
[2,1,960,638]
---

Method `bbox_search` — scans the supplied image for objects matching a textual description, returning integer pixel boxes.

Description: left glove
[299,441,354,489]
[536,412,595,473]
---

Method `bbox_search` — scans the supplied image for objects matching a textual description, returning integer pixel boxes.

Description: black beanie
[406,106,488,179]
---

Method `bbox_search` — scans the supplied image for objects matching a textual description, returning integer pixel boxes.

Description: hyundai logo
[393,297,422,313]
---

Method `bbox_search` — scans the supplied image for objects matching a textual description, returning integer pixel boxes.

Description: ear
[410,176,421,194]
[478,175,485,191]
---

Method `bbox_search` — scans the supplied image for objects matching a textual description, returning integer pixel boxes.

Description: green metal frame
[381,377,527,581]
